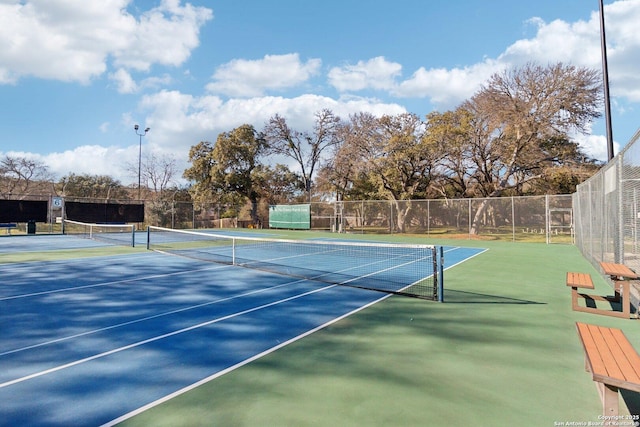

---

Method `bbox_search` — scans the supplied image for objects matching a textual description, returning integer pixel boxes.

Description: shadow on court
[442,289,546,305]
[118,240,625,427]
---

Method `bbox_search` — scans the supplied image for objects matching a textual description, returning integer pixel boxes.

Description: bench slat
[600,262,638,279]
[566,272,594,289]
[578,323,614,378]
[577,323,640,393]
[598,327,628,380]
[609,328,640,385]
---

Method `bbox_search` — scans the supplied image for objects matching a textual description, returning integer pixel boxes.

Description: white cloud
[326,56,502,109]
[109,68,138,94]
[393,60,503,107]
[4,145,137,183]
[603,0,640,102]
[129,90,407,183]
[481,1,640,104]
[328,56,402,92]
[325,1,640,109]
[573,133,619,162]
[500,17,599,68]
[113,0,213,72]
[6,0,640,182]
[138,90,406,153]
[206,54,322,97]
[109,68,174,94]
[0,0,212,84]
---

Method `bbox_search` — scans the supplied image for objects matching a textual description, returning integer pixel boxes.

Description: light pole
[599,0,614,161]
[134,124,150,200]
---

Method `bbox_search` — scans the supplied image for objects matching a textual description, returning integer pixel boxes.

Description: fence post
[427,199,430,236]
[468,199,471,238]
[545,195,549,245]
[616,158,623,263]
[512,196,516,243]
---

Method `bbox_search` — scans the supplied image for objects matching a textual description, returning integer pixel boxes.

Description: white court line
[102,291,391,427]
[0,277,304,357]
[104,245,481,427]
[0,283,339,390]
[441,246,489,270]
[1,248,405,381]
[2,249,423,356]
[3,247,476,358]
[1,246,447,389]
[0,264,226,301]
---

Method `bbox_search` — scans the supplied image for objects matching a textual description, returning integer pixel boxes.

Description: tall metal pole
[599,0,614,161]
[599,1,622,263]
[134,125,150,200]
[137,133,142,198]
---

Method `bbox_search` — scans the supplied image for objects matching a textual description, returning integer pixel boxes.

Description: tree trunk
[392,199,412,233]
[250,196,259,226]
[469,198,488,235]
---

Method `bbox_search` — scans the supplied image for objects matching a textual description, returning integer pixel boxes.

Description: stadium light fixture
[134,124,150,200]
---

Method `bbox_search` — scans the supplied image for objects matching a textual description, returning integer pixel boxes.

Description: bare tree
[143,152,177,194]
[125,151,177,198]
[460,63,602,233]
[0,155,54,198]
[263,109,341,201]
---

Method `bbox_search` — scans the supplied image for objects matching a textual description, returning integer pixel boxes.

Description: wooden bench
[0,223,17,235]
[600,262,638,319]
[566,265,637,319]
[575,322,640,416]
[567,272,595,312]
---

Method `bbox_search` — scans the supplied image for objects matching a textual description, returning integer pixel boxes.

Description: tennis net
[147,226,441,300]
[62,219,137,247]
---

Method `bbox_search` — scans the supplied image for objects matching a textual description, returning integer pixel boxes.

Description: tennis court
[0,232,483,426]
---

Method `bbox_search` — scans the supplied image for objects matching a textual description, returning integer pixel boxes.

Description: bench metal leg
[619,281,630,318]
[570,284,632,319]
[571,287,580,311]
[596,382,619,416]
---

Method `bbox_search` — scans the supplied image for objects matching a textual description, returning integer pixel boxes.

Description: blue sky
[1,0,639,185]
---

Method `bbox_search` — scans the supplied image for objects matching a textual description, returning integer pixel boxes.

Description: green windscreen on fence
[269,204,311,229]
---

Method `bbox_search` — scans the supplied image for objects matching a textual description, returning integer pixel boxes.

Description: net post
[146,226,151,250]
[131,225,136,247]
[431,247,438,300]
[438,246,444,302]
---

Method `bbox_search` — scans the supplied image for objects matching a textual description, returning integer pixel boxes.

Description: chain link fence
[139,195,574,243]
[310,195,573,243]
[3,192,575,244]
[573,127,640,312]
[145,200,243,230]
[574,127,640,273]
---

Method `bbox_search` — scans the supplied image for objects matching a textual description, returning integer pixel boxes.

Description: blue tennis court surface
[0,234,114,253]
[0,236,485,426]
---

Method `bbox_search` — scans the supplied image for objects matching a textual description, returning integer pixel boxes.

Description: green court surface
[113,234,639,427]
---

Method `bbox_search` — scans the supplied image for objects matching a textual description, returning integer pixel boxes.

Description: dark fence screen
[65,202,144,223]
[0,200,48,223]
